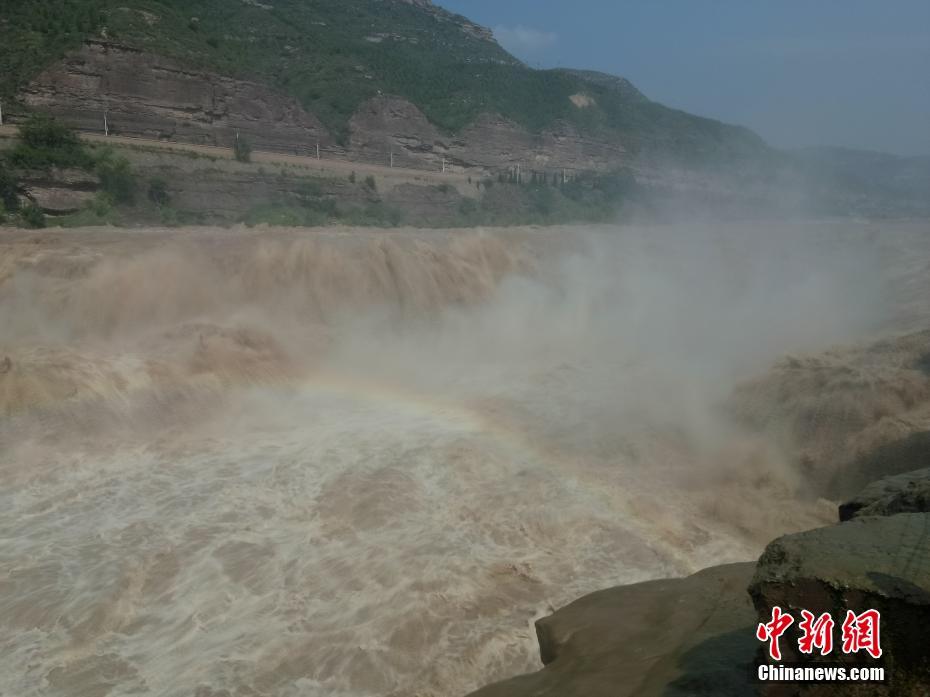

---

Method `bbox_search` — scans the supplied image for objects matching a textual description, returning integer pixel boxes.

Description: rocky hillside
[1,0,769,172]
[3,0,927,220]
[16,40,631,176]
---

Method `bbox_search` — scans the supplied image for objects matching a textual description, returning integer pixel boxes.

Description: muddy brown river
[1,222,928,696]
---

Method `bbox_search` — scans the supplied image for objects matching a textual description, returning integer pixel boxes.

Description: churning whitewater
[2,223,929,697]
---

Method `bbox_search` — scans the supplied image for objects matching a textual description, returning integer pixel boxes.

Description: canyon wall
[20,41,627,175]
[21,41,339,157]
[348,96,627,174]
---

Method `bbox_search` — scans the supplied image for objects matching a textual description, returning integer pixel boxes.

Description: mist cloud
[3,222,926,697]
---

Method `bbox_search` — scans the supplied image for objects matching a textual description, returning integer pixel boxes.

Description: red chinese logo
[798,610,835,656]
[841,609,882,659]
[755,607,882,660]
[756,606,795,660]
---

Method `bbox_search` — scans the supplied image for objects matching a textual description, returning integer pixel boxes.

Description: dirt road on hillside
[0,124,474,189]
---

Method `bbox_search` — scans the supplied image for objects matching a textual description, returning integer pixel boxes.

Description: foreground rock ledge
[465,562,758,697]
[838,466,930,521]
[467,468,930,697]
[750,513,930,696]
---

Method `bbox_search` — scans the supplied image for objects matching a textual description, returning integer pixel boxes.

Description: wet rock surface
[749,513,930,696]
[466,563,759,697]
[467,465,930,697]
[839,466,930,521]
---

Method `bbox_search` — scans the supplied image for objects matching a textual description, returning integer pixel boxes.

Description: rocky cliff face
[349,96,627,174]
[18,168,99,214]
[21,41,338,157]
[20,41,627,176]
[838,466,930,521]
[112,150,469,225]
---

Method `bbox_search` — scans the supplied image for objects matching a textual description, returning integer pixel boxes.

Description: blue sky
[438,1,930,156]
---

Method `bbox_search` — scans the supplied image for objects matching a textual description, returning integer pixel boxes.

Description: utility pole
[104,110,109,136]
[442,157,446,174]
[316,142,320,160]
[0,100,4,127]
[390,149,394,168]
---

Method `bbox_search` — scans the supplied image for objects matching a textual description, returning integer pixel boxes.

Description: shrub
[348,171,356,183]
[0,163,20,211]
[20,115,80,151]
[295,180,322,199]
[364,175,377,191]
[10,115,93,170]
[233,134,252,163]
[241,204,328,227]
[458,198,478,216]
[19,202,45,228]
[340,201,402,227]
[54,193,121,228]
[158,206,205,227]
[159,205,180,226]
[88,192,115,217]
[148,177,171,206]
[95,150,136,204]
[298,195,338,217]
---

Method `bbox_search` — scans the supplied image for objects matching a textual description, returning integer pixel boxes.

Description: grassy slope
[0,0,768,162]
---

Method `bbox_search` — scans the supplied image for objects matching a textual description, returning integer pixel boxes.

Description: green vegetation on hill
[0,115,137,226]
[464,170,640,226]
[0,168,19,213]
[0,1,106,105]
[9,114,95,169]
[0,0,767,162]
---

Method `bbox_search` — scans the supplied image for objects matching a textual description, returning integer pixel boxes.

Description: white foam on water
[2,222,929,696]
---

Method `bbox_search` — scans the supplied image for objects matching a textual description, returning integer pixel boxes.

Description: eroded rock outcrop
[466,464,930,697]
[18,168,99,213]
[466,563,759,697]
[22,41,337,156]
[348,96,627,174]
[839,466,930,521]
[749,513,930,696]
